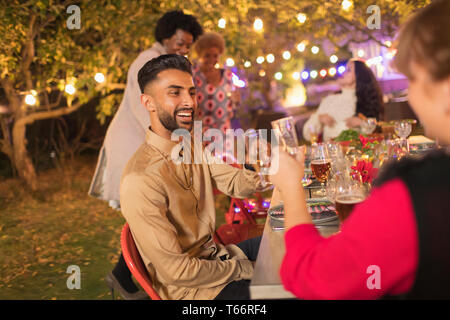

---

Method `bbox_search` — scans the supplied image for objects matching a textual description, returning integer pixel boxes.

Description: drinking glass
[271,117,299,155]
[310,143,332,197]
[334,177,367,223]
[361,117,377,135]
[306,124,320,145]
[394,120,412,152]
[245,129,273,190]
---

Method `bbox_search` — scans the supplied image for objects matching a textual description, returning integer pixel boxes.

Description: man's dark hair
[138,54,193,93]
[154,10,203,43]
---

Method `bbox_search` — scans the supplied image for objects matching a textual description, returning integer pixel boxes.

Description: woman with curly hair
[303,58,384,141]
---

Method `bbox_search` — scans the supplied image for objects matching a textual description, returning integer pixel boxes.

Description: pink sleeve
[280,178,418,299]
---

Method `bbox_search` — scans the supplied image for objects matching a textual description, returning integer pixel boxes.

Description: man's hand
[318,114,336,127]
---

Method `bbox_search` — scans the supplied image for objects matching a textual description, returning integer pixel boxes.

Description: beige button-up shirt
[120,129,263,299]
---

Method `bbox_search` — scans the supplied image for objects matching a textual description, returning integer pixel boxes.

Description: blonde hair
[394,0,450,81]
[194,32,226,56]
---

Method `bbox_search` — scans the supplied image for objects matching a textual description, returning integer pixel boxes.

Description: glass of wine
[271,117,300,155]
[394,120,412,152]
[310,143,332,197]
[245,129,273,191]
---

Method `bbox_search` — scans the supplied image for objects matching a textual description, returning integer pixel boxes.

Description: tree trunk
[12,120,37,191]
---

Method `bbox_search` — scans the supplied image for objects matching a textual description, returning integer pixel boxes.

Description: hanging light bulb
[311,46,320,54]
[65,84,76,95]
[292,72,300,80]
[274,72,283,80]
[342,0,353,11]
[301,71,309,80]
[297,13,307,24]
[266,54,275,63]
[330,55,338,64]
[25,94,36,106]
[253,18,263,31]
[328,67,337,76]
[94,72,105,83]
[296,42,306,52]
[218,18,226,29]
[244,61,252,68]
[256,56,265,64]
[226,58,235,67]
[282,51,291,60]
[310,70,318,79]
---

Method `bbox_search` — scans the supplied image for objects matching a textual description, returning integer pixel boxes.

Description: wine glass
[271,117,300,155]
[310,143,332,197]
[394,120,412,152]
[245,129,273,190]
[361,117,377,135]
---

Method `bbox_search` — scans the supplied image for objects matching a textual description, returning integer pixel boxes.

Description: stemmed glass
[394,120,412,152]
[361,117,377,135]
[310,143,332,197]
[245,129,273,190]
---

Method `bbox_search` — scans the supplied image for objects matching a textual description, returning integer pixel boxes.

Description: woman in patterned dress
[192,32,241,153]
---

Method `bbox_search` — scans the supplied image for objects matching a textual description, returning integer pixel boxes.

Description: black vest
[373,149,450,299]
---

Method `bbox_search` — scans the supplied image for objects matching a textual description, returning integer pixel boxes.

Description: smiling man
[119,54,264,300]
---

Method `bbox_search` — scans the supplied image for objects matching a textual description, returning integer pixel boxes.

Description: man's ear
[141,92,156,112]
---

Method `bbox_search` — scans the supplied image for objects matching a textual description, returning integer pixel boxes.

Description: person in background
[303,58,384,142]
[120,54,263,299]
[88,10,203,300]
[192,32,242,140]
[271,0,450,299]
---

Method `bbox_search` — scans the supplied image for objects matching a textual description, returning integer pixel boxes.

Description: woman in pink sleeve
[270,0,450,300]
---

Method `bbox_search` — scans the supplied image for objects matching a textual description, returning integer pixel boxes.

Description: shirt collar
[145,128,180,156]
[151,42,168,56]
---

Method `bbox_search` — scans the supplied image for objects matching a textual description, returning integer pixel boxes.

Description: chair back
[120,223,162,300]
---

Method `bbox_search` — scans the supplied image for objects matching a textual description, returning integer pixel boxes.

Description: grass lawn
[0,154,240,300]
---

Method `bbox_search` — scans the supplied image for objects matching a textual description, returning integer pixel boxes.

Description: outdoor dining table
[249,136,435,299]
[249,185,340,300]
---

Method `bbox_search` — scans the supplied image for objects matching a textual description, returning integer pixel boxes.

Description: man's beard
[157,107,194,132]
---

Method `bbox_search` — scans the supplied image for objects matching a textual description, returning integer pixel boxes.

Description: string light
[25,94,36,106]
[244,61,252,68]
[282,51,291,60]
[226,58,235,67]
[256,56,265,64]
[259,70,266,77]
[218,18,226,29]
[297,13,307,24]
[266,54,275,63]
[214,63,220,69]
[296,42,306,52]
[310,70,318,79]
[384,40,392,47]
[274,72,283,80]
[311,46,320,54]
[319,69,327,78]
[342,0,353,11]
[253,18,263,31]
[357,49,365,58]
[338,65,346,74]
[94,72,105,83]
[330,55,338,64]
[301,71,309,80]
[65,84,76,95]
[328,67,337,76]
[292,72,300,80]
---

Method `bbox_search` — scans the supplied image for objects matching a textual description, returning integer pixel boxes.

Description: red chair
[121,223,162,300]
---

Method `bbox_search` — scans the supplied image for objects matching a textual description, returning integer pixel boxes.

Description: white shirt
[88,42,167,203]
[303,88,357,141]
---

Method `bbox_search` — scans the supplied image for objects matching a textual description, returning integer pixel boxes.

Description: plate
[268,203,338,228]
